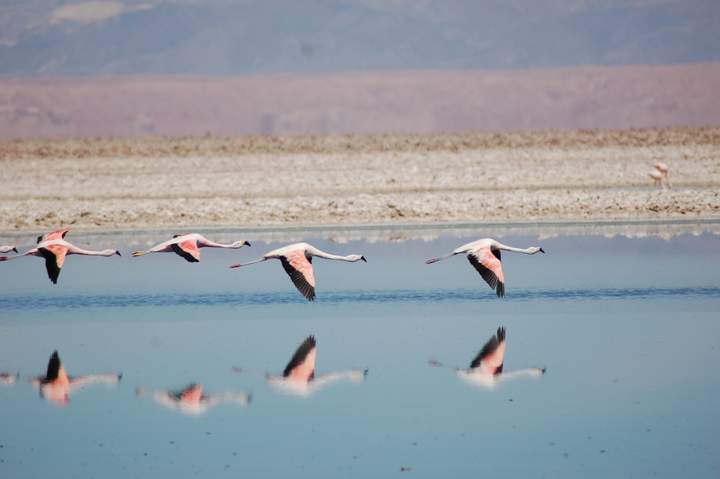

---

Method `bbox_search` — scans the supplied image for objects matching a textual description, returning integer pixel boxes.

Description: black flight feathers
[283,336,316,377]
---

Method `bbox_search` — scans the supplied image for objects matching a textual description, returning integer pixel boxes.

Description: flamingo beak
[361,256,367,262]
[539,248,545,253]
[116,251,122,256]
[245,241,251,247]
[12,247,18,253]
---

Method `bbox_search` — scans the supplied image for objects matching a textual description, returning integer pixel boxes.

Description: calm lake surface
[1,227,719,478]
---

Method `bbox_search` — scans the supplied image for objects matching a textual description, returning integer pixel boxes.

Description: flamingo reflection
[136,383,250,415]
[0,371,20,385]
[266,336,368,397]
[429,327,545,389]
[31,351,122,406]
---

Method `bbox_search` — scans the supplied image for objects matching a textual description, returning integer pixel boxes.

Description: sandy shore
[1,127,718,233]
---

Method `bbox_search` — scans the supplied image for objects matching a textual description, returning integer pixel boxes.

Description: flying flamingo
[425,238,544,297]
[0,245,17,254]
[136,383,251,416]
[132,233,250,263]
[429,327,545,389]
[31,351,122,406]
[0,231,121,284]
[265,336,368,397]
[229,242,366,301]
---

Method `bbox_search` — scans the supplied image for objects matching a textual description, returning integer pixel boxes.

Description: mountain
[1,63,718,139]
[1,0,719,75]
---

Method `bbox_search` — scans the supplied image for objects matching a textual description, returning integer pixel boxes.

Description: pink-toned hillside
[2,63,719,140]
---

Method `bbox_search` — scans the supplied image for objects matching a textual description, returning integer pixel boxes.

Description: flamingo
[429,327,545,389]
[229,242,366,301]
[0,245,18,254]
[265,336,368,397]
[136,383,251,416]
[425,238,544,297]
[132,233,250,263]
[31,351,122,406]
[0,230,121,284]
[649,169,666,189]
[0,372,19,385]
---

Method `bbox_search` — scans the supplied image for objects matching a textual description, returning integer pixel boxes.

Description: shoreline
[2,127,719,234]
[2,218,718,248]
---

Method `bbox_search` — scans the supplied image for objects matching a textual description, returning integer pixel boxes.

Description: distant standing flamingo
[132,233,250,263]
[429,327,545,389]
[136,383,251,416]
[425,238,544,297]
[0,245,17,254]
[0,230,121,284]
[265,336,368,397]
[649,169,667,189]
[229,242,366,301]
[31,351,122,406]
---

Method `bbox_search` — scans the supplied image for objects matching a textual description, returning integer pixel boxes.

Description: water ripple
[0,287,718,311]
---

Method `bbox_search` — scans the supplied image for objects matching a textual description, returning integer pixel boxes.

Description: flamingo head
[232,240,251,248]
[104,249,122,256]
[528,247,545,254]
[347,254,367,262]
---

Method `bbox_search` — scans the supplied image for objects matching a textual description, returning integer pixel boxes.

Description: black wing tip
[46,350,61,381]
[282,336,317,377]
[496,282,505,298]
[496,327,506,342]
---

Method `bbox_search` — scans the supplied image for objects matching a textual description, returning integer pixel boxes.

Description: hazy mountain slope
[1,0,719,74]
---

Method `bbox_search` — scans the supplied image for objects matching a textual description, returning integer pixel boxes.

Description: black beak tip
[245,241,251,247]
[540,248,545,253]
[12,247,18,253]
[361,256,367,262]
[116,251,122,256]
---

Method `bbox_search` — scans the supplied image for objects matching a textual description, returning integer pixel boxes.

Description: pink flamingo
[0,245,18,254]
[425,238,544,297]
[429,327,545,389]
[265,336,368,397]
[31,351,122,406]
[0,230,121,284]
[136,383,251,416]
[132,233,250,263]
[229,242,366,301]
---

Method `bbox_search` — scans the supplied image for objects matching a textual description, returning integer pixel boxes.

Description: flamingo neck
[311,251,356,262]
[496,243,535,254]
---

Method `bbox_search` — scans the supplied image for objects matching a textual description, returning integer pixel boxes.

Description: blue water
[1,230,719,478]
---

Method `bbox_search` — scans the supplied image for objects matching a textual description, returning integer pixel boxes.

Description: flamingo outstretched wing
[283,336,317,381]
[171,239,200,263]
[38,228,70,244]
[39,244,68,284]
[45,351,62,382]
[468,246,505,297]
[280,251,316,301]
[470,327,506,375]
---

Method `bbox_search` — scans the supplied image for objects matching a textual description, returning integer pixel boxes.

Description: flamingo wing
[283,336,317,381]
[38,228,70,243]
[45,351,62,382]
[280,250,316,301]
[468,246,505,297]
[470,327,506,375]
[39,244,68,284]
[171,239,200,263]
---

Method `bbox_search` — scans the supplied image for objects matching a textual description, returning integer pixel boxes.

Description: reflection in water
[266,336,368,397]
[0,371,20,385]
[31,351,122,406]
[430,327,545,390]
[136,383,251,416]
